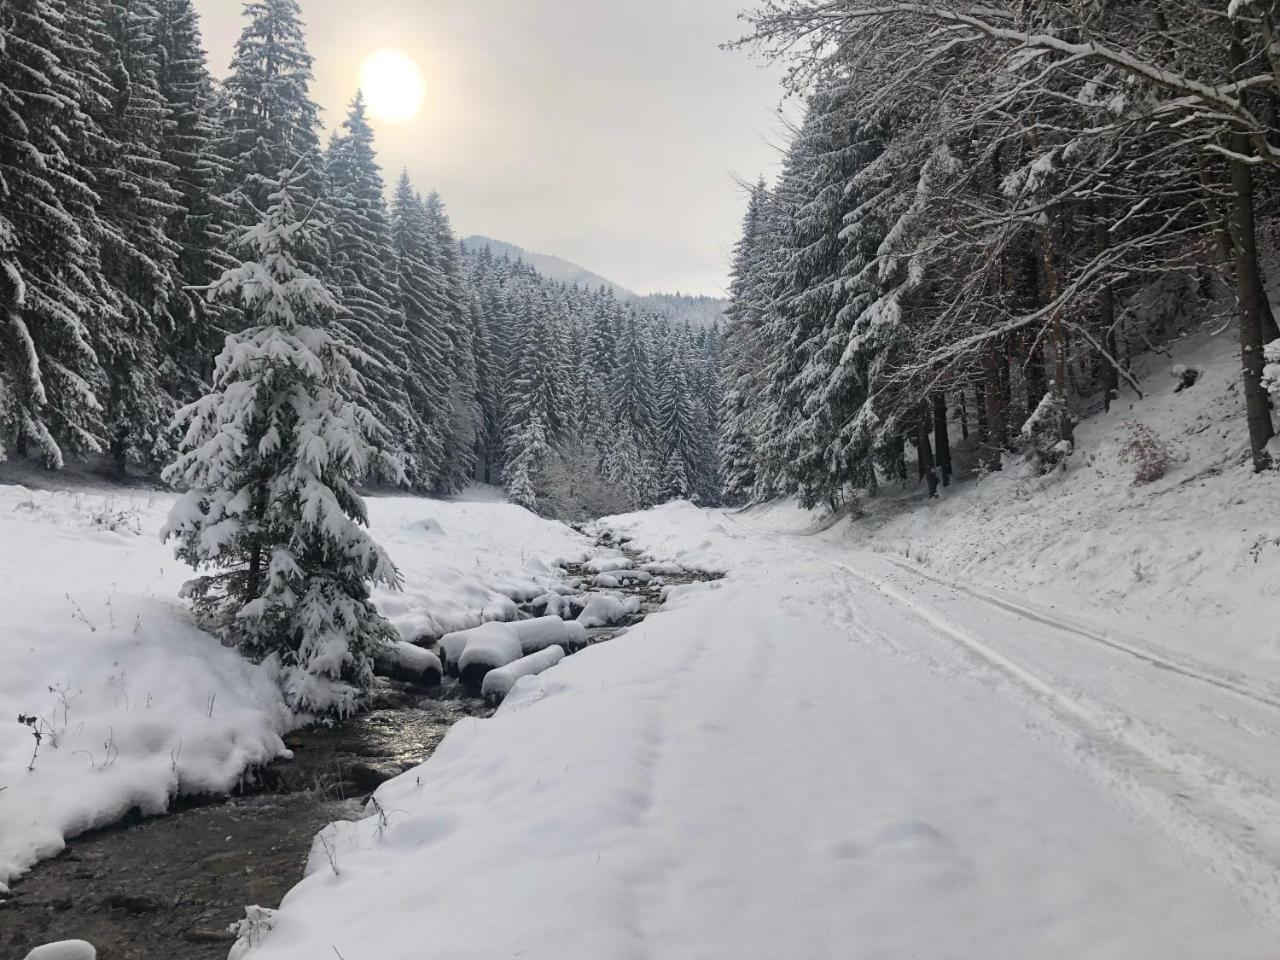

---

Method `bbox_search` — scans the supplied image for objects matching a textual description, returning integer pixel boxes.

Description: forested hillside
[720,0,1280,508]
[0,0,720,516]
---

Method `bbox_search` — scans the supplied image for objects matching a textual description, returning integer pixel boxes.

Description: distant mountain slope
[461,235,631,297]
[461,235,726,329]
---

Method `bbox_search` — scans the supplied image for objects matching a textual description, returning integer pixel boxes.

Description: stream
[2,539,716,959]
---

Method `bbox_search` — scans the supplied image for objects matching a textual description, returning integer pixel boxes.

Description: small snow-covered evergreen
[162,171,401,716]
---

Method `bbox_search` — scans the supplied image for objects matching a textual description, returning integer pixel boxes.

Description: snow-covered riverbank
[0,483,588,890]
[229,497,1280,959]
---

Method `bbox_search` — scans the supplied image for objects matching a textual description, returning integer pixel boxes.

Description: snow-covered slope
[229,497,1279,959]
[836,327,1280,680]
[0,484,589,889]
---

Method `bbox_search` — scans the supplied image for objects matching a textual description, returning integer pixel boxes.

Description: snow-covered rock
[510,616,587,654]
[457,624,525,687]
[584,555,632,573]
[24,940,97,960]
[373,641,442,687]
[577,594,642,628]
[592,573,622,588]
[640,561,685,576]
[480,645,566,702]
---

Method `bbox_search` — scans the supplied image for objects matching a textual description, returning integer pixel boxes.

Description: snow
[23,942,96,960]
[510,616,586,653]
[583,555,631,573]
[457,625,523,674]
[0,482,592,888]
[576,593,642,628]
[0,484,290,891]
[480,646,566,702]
[367,494,590,642]
[373,641,441,684]
[228,489,1278,960]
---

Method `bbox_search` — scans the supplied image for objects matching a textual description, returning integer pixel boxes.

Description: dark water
[1,546,718,959]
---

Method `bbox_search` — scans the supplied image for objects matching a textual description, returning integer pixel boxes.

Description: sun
[358,49,426,123]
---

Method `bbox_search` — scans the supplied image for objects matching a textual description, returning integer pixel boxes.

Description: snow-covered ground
[0,482,589,890]
[232,486,1280,959]
[839,327,1280,681]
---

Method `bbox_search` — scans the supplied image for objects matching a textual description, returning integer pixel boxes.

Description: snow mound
[584,555,631,573]
[481,646,566,702]
[577,594,642,628]
[0,485,290,889]
[24,941,96,960]
[374,641,442,685]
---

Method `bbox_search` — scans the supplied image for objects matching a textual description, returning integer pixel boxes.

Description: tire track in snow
[872,552,1280,713]
[719,512,1280,924]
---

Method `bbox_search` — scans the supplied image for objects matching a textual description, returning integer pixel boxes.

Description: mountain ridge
[461,234,726,329]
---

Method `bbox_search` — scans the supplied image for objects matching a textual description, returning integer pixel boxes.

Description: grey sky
[193,0,792,296]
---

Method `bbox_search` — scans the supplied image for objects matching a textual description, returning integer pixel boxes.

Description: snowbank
[0,483,592,888]
[367,493,590,642]
[0,484,290,890]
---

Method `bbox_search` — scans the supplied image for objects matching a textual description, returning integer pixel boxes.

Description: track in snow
[720,511,1280,924]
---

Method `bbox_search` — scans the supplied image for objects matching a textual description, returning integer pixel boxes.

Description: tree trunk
[917,405,938,498]
[958,389,970,440]
[1025,339,1048,418]
[244,484,270,603]
[1040,227,1075,446]
[932,392,952,486]
[982,346,1005,471]
[1229,132,1277,471]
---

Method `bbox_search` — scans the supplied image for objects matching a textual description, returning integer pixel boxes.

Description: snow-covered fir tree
[324,93,414,475]
[0,0,108,467]
[162,171,401,717]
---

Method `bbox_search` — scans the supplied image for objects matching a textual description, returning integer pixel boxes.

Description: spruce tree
[216,0,325,233]
[325,93,414,475]
[153,0,232,396]
[162,171,401,717]
[0,0,108,466]
[76,0,185,474]
[389,172,450,484]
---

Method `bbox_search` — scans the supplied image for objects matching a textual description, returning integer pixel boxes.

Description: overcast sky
[192,0,792,297]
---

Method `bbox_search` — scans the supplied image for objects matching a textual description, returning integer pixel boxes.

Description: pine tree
[389,172,450,484]
[216,0,325,232]
[75,0,185,474]
[423,192,479,491]
[152,0,232,396]
[0,0,108,466]
[325,93,414,475]
[162,171,401,717]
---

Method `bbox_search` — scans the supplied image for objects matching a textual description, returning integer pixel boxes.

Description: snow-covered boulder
[373,641,442,687]
[641,561,685,576]
[481,645,566,703]
[593,573,622,588]
[511,616,586,654]
[578,594,642,628]
[440,621,508,676]
[457,624,525,688]
[584,555,632,573]
[613,569,653,583]
[24,942,97,960]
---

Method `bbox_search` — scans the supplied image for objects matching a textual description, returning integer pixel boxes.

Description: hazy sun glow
[359,49,425,123]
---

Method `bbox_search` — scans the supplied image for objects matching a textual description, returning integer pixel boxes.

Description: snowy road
[244,502,1279,959]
